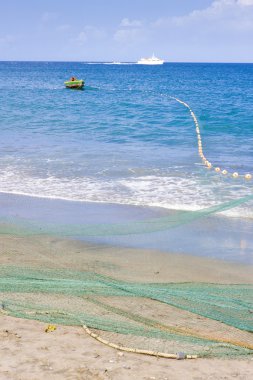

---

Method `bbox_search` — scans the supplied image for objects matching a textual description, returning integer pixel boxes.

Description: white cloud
[120,18,142,27]
[56,24,71,32]
[114,28,142,43]
[73,26,106,45]
[84,26,106,39]
[237,0,253,5]
[76,31,87,44]
[114,18,145,44]
[153,0,253,31]
[41,12,58,23]
[147,0,253,62]
[171,1,237,25]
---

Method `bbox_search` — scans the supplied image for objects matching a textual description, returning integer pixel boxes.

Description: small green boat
[64,79,85,89]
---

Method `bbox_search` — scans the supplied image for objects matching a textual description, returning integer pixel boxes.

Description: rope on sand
[0,304,197,359]
[82,324,198,360]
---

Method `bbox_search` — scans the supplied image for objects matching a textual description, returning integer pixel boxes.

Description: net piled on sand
[0,198,253,360]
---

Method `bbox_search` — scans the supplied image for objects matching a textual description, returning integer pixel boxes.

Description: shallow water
[0,193,252,264]
[0,62,252,217]
[0,62,253,263]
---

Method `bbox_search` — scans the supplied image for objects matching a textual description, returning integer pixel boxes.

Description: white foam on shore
[0,168,252,219]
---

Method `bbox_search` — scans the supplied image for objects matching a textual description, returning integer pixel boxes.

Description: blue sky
[0,0,253,62]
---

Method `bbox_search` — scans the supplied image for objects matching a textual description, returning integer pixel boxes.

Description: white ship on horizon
[137,54,164,65]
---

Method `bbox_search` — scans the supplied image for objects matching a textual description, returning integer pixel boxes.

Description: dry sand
[0,314,252,380]
[0,234,253,379]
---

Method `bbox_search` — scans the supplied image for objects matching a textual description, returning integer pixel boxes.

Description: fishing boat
[137,54,164,65]
[64,78,85,89]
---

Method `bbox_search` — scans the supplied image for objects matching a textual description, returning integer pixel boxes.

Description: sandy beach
[0,233,252,379]
[1,1,253,378]
[1,314,253,380]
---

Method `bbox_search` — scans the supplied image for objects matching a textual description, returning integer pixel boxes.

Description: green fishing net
[0,195,253,359]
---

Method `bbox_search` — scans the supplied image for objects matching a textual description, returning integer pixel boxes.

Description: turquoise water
[0,62,252,215]
[0,61,253,263]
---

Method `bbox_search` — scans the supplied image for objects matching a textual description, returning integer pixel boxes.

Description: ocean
[0,61,253,262]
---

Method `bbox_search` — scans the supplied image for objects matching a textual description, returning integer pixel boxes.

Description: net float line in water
[170,97,252,181]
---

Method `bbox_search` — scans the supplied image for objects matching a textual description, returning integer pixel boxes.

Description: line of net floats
[172,97,252,181]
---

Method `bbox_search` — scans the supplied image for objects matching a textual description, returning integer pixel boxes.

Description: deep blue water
[0,61,252,217]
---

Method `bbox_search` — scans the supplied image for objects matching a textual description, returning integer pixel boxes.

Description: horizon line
[0,60,253,64]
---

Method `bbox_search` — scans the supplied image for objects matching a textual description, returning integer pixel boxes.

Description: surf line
[170,97,252,181]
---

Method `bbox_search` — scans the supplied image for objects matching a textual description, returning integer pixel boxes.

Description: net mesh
[1,194,253,237]
[0,195,253,359]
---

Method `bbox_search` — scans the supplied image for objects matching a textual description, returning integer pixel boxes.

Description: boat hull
[137,55,164,65]
[64,80,85,89]
[137,61,164,65]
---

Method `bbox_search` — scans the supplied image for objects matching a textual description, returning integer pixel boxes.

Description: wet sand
[1,234,253,284]
[1,192,253,264]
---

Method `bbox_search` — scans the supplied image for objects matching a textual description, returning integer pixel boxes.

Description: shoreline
[0,185,252,219]
[0,192,252,264]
